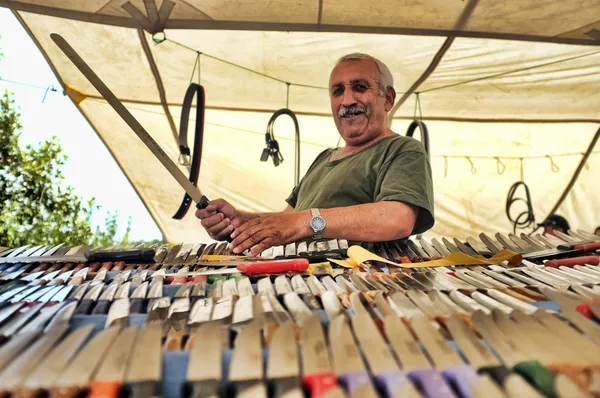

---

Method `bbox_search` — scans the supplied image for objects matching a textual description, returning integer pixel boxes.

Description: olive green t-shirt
[286,134,434,236]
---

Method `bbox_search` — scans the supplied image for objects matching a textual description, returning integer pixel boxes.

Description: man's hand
[230,211,311,256]
[195,199,240,241]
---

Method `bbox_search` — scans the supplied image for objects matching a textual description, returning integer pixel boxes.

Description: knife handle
[545,256,599,268]
[372,370,411,397]
[512,360,556,398]
[130,298,146,314]
[300,293,322,310]
[478,365,511,386]
[91,300,112,315]
[52,386,84,398]
[271,376,302,398]
[337,371,372,395]
[239,259,309,275]
[111,261,126,272]
[408,368,458,398]
[302,372,338,398]
[88,380,121,398]
[186,380,220,398]
[126,381,160,398]
[74,299,95,315]
[196,197,234,243]
[442,364,478,398]
[574,242,600,252]
[169,275,189,285]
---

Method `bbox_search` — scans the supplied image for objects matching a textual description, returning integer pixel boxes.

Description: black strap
[406,119,430,156]
[261,108,301,185]
[173,83,205,219]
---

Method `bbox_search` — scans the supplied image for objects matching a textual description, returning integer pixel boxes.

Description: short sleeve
[375,149,435,235]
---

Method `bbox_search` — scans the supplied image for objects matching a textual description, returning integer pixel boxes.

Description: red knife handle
[168,275,188,284]
[189,275,207,284]
[574,242,600,252]
[302,372,338,398]
[545,256,599,268]
[88,381,121,398]
[238,259,309,275]
[575,299,600,319]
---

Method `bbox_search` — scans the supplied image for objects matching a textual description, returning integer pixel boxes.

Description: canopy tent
[2,0,599,243]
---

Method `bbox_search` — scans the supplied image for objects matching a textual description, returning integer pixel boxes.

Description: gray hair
[334,53,394,95]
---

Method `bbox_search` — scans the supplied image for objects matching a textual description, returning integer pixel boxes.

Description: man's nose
[341,87,357,106]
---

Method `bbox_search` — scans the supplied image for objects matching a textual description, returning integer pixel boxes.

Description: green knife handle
[478,365,511,386]
[127,381,160,398]
[91,300,112,315]
[130,298,146,314]
[185,380,220,398]
[271,376,302,398]
[74,299,95,315]
[513,360,556,398]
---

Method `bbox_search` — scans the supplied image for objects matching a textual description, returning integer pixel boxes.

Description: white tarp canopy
[2,0,599,243]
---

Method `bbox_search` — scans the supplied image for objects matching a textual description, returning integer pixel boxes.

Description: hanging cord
[406,95,430,156]
[261,109,301,186]
[506,181,536,234]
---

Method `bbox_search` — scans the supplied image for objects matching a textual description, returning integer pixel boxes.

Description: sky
[0,8,163,242]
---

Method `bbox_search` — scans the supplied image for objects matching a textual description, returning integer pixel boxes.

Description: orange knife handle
[302,372,338,398]
[574,242,600,252]
[545,256,599,267]
[88,381,121,398]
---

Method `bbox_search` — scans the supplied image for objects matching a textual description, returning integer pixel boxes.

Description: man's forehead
[329,59,380,86]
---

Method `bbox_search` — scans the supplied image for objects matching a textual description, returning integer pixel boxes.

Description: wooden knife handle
[88,381,121,398]
[69,276,85,286]
[545,256,599,268]
[186,380,220,397]
[271,376,302,398]
[91,300,112,315]
[302,372,338,398]
[442,364,479,398]
[408,368,458,398]
[51,386,84,398]
[512,360,556,398]
[126,381,160,398]
[478,365,511,386]
[111,261,126,272]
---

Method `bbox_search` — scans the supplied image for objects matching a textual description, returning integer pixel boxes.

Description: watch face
[311,216,326,231]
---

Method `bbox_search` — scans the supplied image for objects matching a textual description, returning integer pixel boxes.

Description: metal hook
[466,156,477,174]
[152,31,166,44]
[546,155,560,173]
[495,157,506,175]
[42,85,56,103]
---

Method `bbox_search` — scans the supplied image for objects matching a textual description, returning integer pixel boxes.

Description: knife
[17,299,71,335]
[329,315,379,396]
[186,297,214,343]
[51,324,121,397]
[185,321,222,397]
[105,298,130,329]
[16,325,95,396]
[91,282,121,314]
[0,302,46,344]
[163,283,192,350]
[125,323,163,398]
[228,320,266,397]
[88,325,139,398]
[267,321,303,398]
[130,282,149,313]
[0,332,39,373]
[353,312,423,397]
[300,313,339,398]
[0,324,69,394]
[131,270,149,287]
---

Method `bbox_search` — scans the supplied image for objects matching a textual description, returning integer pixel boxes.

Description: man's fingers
[200,213,224,229]
[214,224,235,241]
[230,217,261,240]
[248,238,275,257]
[231,227,268,254]
[206,218,230,235]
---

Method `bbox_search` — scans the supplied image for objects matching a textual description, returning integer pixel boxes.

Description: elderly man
[196,53,434,256]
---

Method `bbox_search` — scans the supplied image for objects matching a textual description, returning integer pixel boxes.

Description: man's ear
[384,87,396,111]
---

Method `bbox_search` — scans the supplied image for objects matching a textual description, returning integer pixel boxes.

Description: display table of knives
[1,229,600,398]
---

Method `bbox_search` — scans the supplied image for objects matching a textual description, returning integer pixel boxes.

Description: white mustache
[338,105,366,118]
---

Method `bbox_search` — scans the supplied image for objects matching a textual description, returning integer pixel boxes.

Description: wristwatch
[309,208,327,239]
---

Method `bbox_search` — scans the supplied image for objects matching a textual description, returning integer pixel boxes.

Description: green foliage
[0,89,138,247]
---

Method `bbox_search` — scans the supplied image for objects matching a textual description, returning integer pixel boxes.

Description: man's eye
[354,84,367,92]
[332,87,343,96]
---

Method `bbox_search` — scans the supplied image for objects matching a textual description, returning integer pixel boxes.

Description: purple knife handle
[442,364,478,398]
[373,370,410,398]
[337,371,372,395]
[409,368,458,398]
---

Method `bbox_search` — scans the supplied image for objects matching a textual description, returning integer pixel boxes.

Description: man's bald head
[331,53,394,96]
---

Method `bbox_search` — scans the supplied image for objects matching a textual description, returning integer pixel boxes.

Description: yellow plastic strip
[200,255,247,262]
[329,245,522,269]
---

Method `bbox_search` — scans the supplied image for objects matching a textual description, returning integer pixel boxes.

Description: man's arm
[229,201,418,256]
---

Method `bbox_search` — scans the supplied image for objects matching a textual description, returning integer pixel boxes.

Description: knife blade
[125,323,163,398]
[228,321,266,397]
[267,321,302,398]
[92,282,121,315]
[88,325,139,398]
[329,315,378,396]
[130,282,149,313]
[300,313,338,397]
[0,332,39,373]
[105,298,130,329]
[186,321,222,397]
[17,325,95,395]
